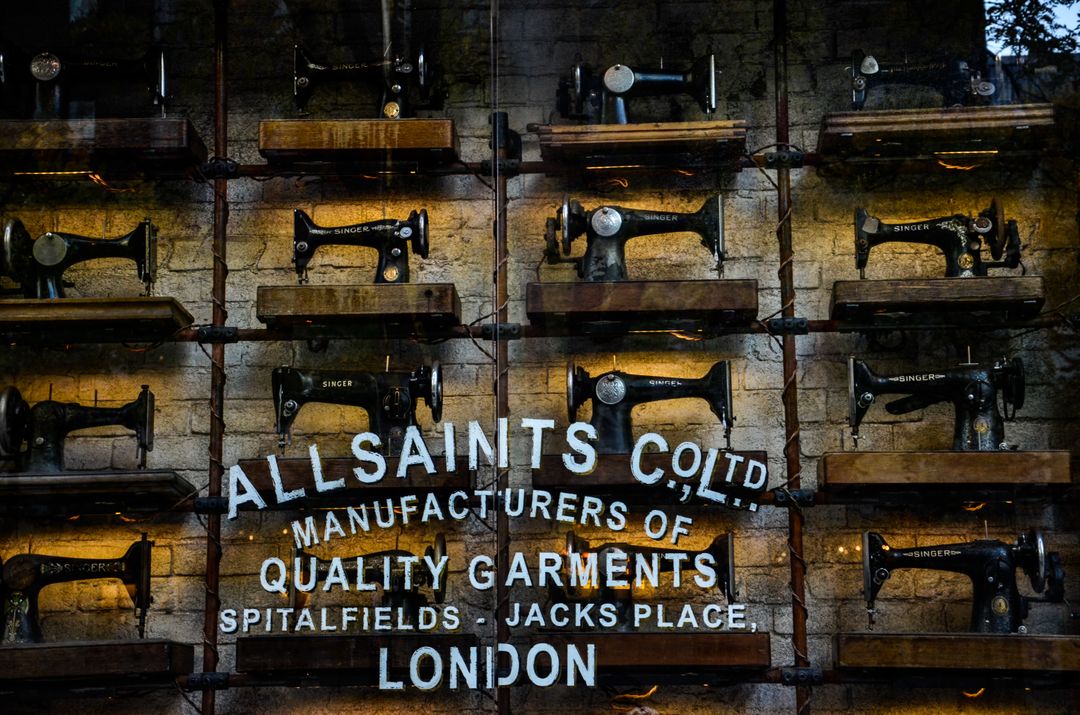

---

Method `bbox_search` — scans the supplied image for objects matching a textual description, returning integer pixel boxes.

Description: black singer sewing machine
[1,217,156,299]
[567,361,733,455]
[293,208,428,284]
[272,363,441,455]
[549,530,736,627]
[0,385,154,474]
[849,49,994,111]
[544,195,724,282]
[1,533,153,643]
[557,54,717,124]
[293,42,438,118]
[848,355,1024,451]
[293,534,447,624]
[0,43,167,119]
[854,200,1020,279]
[863,529,1064,633]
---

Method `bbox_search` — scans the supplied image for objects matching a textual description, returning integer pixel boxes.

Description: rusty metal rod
[773,1,810,713]
[201,2,229,714]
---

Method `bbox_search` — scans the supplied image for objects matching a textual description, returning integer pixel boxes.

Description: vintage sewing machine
[849,49,994,110]
[848,355,1024,451]
[549,530,736,627]
[293,42,438,118]
[272,362,441,455]
[863,529,1064,633]
[292,534,447,624]
[1,217,156,299]
[293,208,429,284]
[544,195,724,282]
[0,43,167,119]
[557,53,717,124]
[854,200,1020,279]
[567,360,733,454]
[1,533,153,643]
[0,384,154,474]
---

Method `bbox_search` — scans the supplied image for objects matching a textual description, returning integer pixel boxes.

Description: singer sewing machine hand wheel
[0,386,29,459]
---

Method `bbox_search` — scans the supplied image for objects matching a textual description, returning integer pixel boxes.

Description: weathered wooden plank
[536,633,771,670]
[0,297,193,344]
[0,470,194,515]
[259,119,457,164]
[236,634,478,675]
[831,277,1045,320]
[0,640,194,683]
[533,120,747,165]
[257,284,461,331]
[526,280,757,327]
[819,451,1071,487]
[0,119,207,174]
[834,633,1080,672]
[818,103,1055,159]
[235,457,470,508]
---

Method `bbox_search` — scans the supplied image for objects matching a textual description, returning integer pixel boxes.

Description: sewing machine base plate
[258,119,457,165]
[834,633,1080,678]
[530,633,770,685]
[831,277,1044,322]
[235,456,472,509]
[526,280,758,332]
[0,470,194,516]
[257,284,461,336]
[0,640,194,689]
[235,634,478,685]
[819,450,1071,504]
[818,103,1055,172]
[0,119,208,177]
[0,297,193,344]
[531,120,747,170]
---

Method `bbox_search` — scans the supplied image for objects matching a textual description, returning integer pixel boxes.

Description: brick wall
[1,0,1078,713]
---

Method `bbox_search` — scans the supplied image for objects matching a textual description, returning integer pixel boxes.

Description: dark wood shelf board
[532,633,770,685]
[257,284,461,336]
[834,633,1080,677]
[526,280,757,331]
[236,634,477,685]
[258,119,457,166]
[533,452,768,509]
[831,277,1045,321]
[819,451,1071,504]
[0,640,194,690]
[0,119,207,177]
[0,470,195,516]
[235,457,471,509]
[531,120,747,170]
[0,297,194,344]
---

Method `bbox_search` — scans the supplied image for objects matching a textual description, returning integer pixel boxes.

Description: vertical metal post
[202,1,229,713]
[773,1,810,712]
[492,110,512,715]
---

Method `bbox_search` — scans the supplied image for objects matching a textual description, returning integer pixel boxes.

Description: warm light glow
[933,150,999,156]
[962,687,986,698]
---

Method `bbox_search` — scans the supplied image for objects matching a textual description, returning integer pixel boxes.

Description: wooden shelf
[0,297,193,345]
[834,633,1080,682]
[531,633,771,685]
[235,457,471,509]
[235,634,477,686]
[819,451,1072,504]
[258,119,457,167]
[818,104,1056,173]
[533,452,768,510]
[530,120,747,170]
[831,277,1044,322]
[0,640,193,690]
[0,470,195,516]
[0,119,207,177]
[526,280,757,333]
[256,284,461,338]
